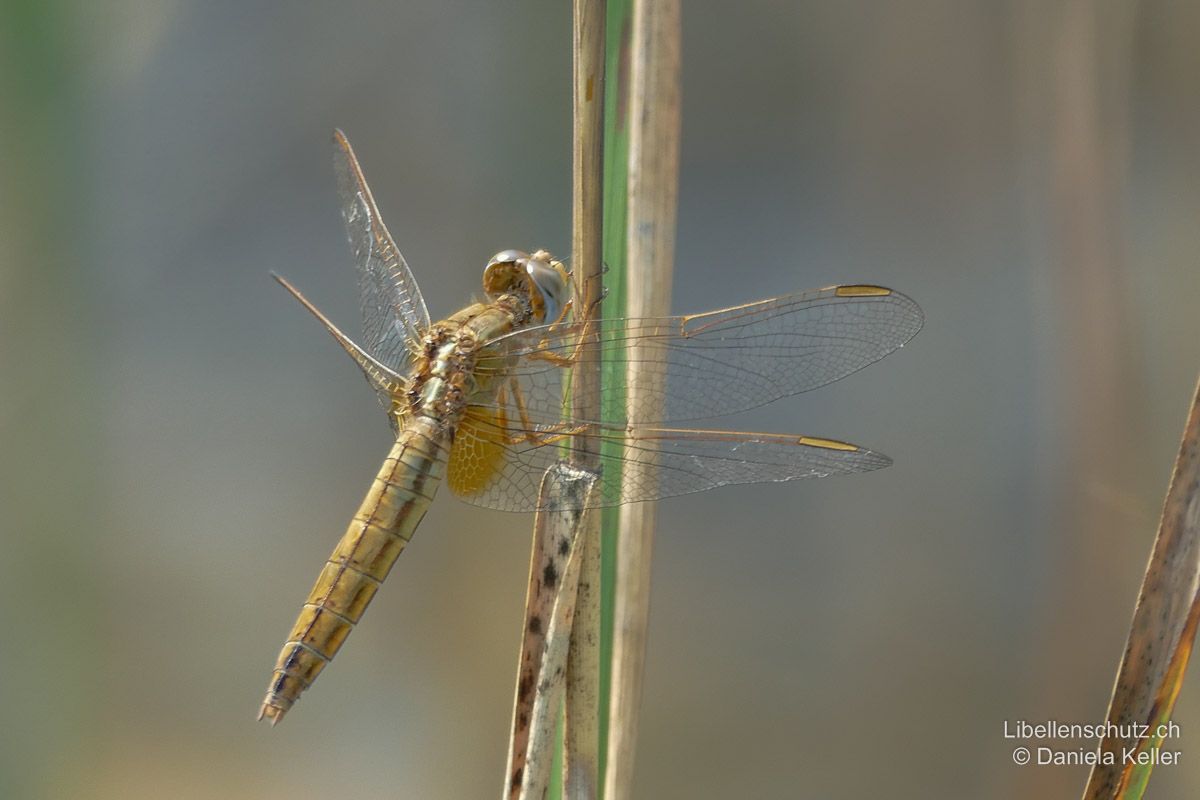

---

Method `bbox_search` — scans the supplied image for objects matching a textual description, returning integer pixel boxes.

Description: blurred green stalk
[597,2,633,799]
[0,2,101,797]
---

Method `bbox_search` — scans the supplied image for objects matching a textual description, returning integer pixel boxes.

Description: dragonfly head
[484,249,571,324]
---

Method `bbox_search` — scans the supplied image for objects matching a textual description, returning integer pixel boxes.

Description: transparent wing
[447,411,891,512]
[333,129,431,373]
[473,285,923,426]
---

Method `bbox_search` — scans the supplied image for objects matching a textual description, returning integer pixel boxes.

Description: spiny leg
[525,290,607,367]
[500,377,592,448]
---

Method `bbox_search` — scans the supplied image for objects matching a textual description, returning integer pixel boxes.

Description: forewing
[447,412,891,512]
[474,285,923,426]
[333,129,431,373]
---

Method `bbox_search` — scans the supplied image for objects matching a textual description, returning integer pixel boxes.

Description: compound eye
[483,249,531,300]
[526,257,569,323]
[487,249,528,268]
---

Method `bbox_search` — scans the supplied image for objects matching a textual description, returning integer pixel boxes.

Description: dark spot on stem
[543,560,559,589]
[528,615,542,634]
[511,768,523,790]
[558,537,570,556]
[518,674,533,701]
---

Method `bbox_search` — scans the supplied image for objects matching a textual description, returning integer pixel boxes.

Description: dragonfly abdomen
[259,416,448,724]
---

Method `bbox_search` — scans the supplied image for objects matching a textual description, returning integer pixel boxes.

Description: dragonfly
[258,130,924,724]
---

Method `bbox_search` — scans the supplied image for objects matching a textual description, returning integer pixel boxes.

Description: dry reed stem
[604,0,680,797]
[1083,375,1200,798]
[507,465,599,800]
[565,0,606,797]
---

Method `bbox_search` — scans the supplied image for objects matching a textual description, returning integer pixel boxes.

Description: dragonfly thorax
[404,296,536,430]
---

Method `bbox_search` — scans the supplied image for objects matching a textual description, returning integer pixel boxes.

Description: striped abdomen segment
[259,416,446,723]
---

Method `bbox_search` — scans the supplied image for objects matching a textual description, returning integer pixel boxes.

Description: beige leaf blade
[1083,376,1200,799]
[504,463,598,800]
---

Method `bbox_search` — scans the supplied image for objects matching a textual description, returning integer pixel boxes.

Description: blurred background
[2,0,1199,797]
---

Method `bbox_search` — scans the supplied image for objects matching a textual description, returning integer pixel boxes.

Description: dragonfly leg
[506,425,592,448]
[549,299,574,327]
[526,349,577,367]
[525,294,605,368]
[503,376,592,447]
